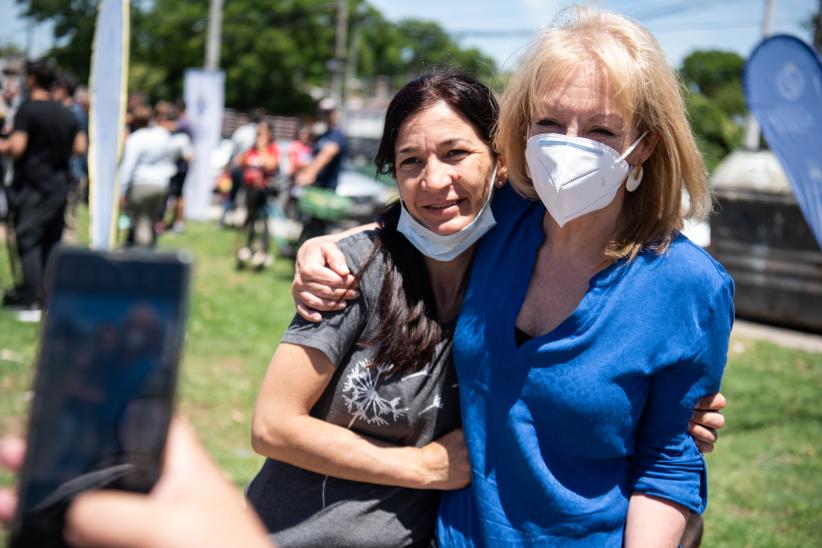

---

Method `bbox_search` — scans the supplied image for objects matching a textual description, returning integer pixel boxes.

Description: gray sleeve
[280,231,382,367]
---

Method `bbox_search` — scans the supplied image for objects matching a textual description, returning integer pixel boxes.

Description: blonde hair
[496,5,710,259]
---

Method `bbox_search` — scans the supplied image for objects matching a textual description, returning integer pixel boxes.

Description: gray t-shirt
[247,231,460,547]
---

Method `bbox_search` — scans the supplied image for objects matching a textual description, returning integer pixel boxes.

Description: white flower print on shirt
[342,360,408,427]
[419,394,443,415]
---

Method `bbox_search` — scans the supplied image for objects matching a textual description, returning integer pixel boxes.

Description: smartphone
[9,247,192,548]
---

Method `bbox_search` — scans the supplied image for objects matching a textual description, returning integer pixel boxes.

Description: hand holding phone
[8,248,191,547]
[3,419,273,548]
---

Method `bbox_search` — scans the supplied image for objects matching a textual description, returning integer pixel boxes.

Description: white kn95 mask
[525,132,647,227]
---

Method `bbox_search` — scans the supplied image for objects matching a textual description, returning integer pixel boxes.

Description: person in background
[221,108,265,227]
[294,98,346,190]
[0,59,85,321]
[286,125,313,180]
[236,120,279,269]
[164,99,193,234]
[125,91,148,134]
[292,99,348,240]
[119,104,191,248]
[51,71,88,238]
[0,63,23,137]
[0,64,22,232]
[74,85,89,117]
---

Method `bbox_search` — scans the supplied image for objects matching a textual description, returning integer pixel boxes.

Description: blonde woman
[434,6,733,546]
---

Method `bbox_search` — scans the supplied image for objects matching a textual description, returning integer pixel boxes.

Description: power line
[450,16,799,39]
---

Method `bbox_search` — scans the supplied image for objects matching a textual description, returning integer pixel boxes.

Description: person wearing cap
[294,98,347,190]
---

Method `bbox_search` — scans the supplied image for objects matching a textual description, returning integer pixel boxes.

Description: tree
[17,0,98,80]
[0,43,25,59]
[679,50,746,172]
[17,0,496,115]
[351,8,497,90]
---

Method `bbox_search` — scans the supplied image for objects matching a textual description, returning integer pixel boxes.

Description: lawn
[1,210,821,546]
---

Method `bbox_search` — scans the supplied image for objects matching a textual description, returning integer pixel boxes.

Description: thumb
[322,244,350,278]
[66,491,158,548]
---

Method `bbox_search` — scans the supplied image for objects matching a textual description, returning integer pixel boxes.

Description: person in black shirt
[0,59,86,316]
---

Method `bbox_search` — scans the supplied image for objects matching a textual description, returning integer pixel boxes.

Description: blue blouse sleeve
[629,273,735,514]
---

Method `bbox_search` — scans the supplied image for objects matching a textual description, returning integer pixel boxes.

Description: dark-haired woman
[246,71,498,547]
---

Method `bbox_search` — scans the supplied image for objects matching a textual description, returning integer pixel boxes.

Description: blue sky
[370,0,818,69]
[0,0,817,70]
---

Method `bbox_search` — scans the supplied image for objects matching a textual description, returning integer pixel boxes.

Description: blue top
[437,188,735,547]
[312,127,347,189]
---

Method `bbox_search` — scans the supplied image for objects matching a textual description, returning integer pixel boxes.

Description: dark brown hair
[25,58,57,91]
[363,68,498,375]
[131,105,152,129]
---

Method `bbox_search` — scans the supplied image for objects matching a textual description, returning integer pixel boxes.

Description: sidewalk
[732,319,822,354]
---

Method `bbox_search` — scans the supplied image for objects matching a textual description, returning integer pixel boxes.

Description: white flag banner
[88,0,129,249]
[183,69,225,221]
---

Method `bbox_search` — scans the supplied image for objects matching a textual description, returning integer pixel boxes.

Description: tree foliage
[17,0,98,80]
[17,0,496,115]
[679,50,746,172]
[803,2,822,52]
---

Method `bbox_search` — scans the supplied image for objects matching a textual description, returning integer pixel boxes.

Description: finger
[66,491,158,548]
[688,422,718,444]
[301,282,359,301]
[321,245,351,277]
[0,437,26,471]
[694,440,714,454]
[0,488,17,525]
[304,270,356,289]
[162,418,217,475]
[299,266,355,288]
[694,392,726,411]
[690,410,725,430]
[296,303,323,323]
[296,292,349,312]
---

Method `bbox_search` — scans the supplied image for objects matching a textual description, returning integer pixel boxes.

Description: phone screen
[10,249,190,548]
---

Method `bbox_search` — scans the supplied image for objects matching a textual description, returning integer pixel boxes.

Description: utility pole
[24,22,33,61]
[344,20,361,106]
[743,0,774,150]
[205,0,223,70]
[330,0,348,106]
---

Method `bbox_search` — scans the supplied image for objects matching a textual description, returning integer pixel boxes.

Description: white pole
[330,0,348,105]
[743,0,775,150]
[205,0,223,70]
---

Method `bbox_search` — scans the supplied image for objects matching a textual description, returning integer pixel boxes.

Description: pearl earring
[626,164,643,192]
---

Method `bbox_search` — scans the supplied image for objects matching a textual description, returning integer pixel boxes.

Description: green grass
[0,208,295,491]
[157,217,296,483]
[1,206,821,546]
[702,340,822,546]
